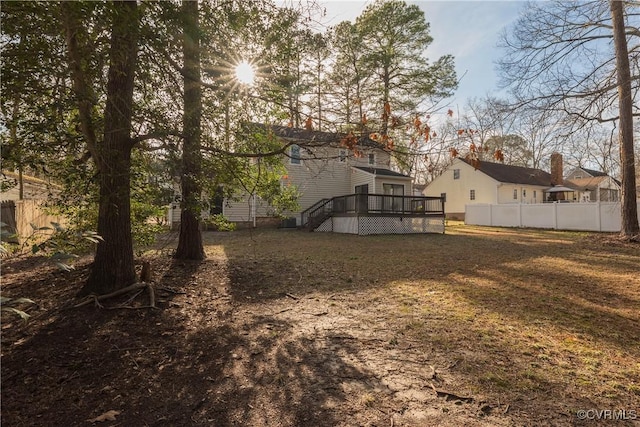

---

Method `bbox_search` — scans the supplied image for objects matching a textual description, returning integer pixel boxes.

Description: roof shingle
[353,166,410,178]
[461,158,552,186]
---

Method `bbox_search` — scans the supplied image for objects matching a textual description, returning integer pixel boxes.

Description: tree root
[429,383,474,403]
[73,282,157,309]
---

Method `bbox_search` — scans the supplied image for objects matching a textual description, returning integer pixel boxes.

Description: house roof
[353,166,410,178]
[267,124,343,143]
[460,158,552,186]
[579,167,608,177]
[564,176,609,191]
[250,123,385,149]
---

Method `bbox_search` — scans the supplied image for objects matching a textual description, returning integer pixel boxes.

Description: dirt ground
[1,226,639,426]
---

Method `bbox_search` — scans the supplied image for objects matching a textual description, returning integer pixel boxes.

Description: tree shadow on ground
[2,254,391,426]
[3,228,638,426]
[220,229,640,422]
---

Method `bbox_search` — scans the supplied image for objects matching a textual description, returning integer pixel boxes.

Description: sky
[315,1,526,114]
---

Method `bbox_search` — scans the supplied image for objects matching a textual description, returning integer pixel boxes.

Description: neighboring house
[412,183,427,196]
[423,157,552,220]
[564,167,621,202]
[424,155,623,220]
[216,125,445,234]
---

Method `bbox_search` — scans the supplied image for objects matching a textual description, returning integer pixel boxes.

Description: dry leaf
[87,410,121,423]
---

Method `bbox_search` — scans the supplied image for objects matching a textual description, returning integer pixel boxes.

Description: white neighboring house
[564,167,621,202]
[169,125,416,229]
[423,157,553,220]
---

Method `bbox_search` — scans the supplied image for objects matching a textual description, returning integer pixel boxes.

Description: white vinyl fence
[465,201,640,232]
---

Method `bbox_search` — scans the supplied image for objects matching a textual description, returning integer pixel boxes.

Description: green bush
[204,214,236,231]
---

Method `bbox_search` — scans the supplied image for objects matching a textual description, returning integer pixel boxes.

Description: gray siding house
[224,125,414,226]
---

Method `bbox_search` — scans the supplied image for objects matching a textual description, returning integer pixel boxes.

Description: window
[383,183,404,196]
[523,189,527,198]
[470,189,476,200]
[339,149,347,162]
[513,189,518,199]
[383,183,404,212]
[453,169,460,180]
[290,144,301,165]
[368,153,375,165]
[533,190,537,200]
[355,184,369,194]
[210,186,224,215]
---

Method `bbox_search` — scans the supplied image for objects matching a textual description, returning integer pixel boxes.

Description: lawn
[2,224,639,426]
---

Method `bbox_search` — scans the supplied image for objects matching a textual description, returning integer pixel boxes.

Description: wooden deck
[301,194,446,235]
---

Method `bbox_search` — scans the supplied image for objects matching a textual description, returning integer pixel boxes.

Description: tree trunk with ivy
[175,0,205,260]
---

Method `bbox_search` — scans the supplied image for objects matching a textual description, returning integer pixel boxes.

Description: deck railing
[301,194,445,228]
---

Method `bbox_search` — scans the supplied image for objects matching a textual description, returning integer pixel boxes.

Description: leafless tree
[498,0,639,238]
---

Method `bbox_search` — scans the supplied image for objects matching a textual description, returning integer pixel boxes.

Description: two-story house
[223,125,414,226]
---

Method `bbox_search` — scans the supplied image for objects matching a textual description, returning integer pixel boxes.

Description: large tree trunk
[81,0,139,295]
[610,0,639,239]
[175,0,205,260]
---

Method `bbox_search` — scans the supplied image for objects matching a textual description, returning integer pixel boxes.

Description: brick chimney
[550,153,563,186]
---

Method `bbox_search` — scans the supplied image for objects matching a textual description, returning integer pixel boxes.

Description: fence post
[518,203,523,227]
[596,201,601,231]
[553,202,558,229]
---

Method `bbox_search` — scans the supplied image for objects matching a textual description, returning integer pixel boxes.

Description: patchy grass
[208,225,640,416]
[2,224,639,426]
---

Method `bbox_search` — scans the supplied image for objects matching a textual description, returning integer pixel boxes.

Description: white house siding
[350,168,375,191]
[254,145,396,223]
[169,195,270,224]
[423,159,498,218]
[285,156,351,218]
[351,148,392,169]
[372,176,411,195]
[220,143,398,225]
[223,195,271,222]
[496,184,547,204]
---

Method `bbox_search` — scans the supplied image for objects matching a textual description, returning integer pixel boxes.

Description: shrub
[204,214,236,231]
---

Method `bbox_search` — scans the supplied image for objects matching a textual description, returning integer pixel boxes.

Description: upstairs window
[290,144,301,165]
[453,169,460,179]
[513,189,518,199]
[368,153,375,165]
[470,189,476,200]
[339,149,347,162]
[523,189,527,198]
